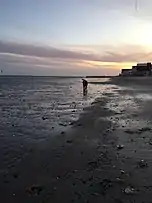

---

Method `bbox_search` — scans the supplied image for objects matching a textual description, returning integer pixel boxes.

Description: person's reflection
[82,79,88,96]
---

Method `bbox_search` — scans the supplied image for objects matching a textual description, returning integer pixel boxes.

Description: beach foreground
[1,77,152,203]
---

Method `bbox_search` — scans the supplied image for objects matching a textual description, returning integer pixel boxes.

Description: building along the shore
[121,69,132,76]
[121,62,152,76]
[135,63,152,76]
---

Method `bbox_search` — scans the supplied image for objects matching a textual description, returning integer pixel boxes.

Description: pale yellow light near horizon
[80,60,135,71]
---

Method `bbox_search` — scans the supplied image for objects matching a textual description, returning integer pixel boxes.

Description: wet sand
[1,77,152,203]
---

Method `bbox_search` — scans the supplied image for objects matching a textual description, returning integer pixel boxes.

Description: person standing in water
[82,79,88,96]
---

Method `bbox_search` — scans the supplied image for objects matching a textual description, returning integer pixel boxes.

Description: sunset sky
[0,0,152,76]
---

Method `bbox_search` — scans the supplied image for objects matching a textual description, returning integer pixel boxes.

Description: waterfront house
[121,69,132,76]
[135,62,151,76]
[121,62,152,76]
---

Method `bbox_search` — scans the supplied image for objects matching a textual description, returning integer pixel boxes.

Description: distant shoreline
[0,74,116,78]
[0,75,115,78]
[0,75,83,78]
[86,76,114,78]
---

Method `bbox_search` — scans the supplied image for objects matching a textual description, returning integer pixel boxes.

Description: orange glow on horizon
[81,60,135,70]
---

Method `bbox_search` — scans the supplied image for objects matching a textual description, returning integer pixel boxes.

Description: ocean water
[0,76,116,170]
[0,76,111,142]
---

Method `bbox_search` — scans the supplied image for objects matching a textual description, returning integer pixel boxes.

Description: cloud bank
[0,40,152,75]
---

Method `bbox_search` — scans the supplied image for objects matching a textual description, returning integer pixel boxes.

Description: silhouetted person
[82,79,88,96]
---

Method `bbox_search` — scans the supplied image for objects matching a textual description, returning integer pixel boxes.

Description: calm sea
[0,76,116,170]
[0,76,111,141]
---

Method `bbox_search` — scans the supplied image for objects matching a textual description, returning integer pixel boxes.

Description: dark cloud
[0,41,99,61]
[1,40,152,64]
[1,40,152,76]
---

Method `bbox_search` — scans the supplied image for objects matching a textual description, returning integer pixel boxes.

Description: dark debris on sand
[26,185,44,196]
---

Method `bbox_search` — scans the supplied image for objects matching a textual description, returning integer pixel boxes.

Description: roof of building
[137,63,147,66]
[137,62,151,66]
[122,69,131,72]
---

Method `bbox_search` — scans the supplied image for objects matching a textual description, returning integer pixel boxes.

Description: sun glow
[128,22,152,48]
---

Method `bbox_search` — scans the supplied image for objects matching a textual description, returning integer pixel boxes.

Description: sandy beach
[1,77,152,203]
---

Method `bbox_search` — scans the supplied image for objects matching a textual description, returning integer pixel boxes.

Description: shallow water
[0,76,112,140]
[0,76,116,170]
